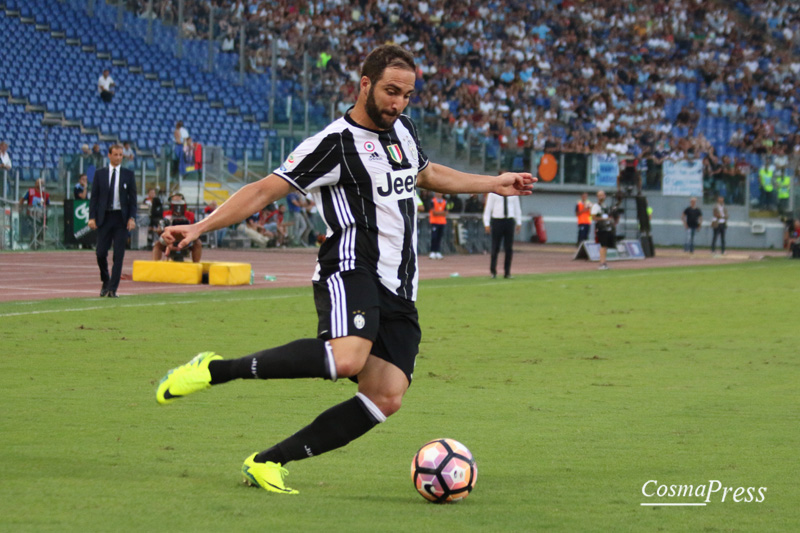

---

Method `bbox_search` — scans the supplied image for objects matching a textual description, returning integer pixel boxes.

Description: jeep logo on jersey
[376,170,416,200]
[386,144,403,163]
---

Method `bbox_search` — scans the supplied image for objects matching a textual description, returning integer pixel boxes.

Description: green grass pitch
[1,261,797,531]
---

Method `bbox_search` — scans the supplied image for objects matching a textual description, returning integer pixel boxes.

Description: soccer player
[156,45,535,494]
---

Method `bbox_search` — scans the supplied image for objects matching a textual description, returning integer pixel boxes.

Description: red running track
[0,243,782,303]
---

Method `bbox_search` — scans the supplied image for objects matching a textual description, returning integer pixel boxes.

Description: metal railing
[0,200,64,250]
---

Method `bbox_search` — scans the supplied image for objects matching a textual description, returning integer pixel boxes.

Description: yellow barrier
[132,260,203,284]
[132,260,252,286]
[204,262,251,286]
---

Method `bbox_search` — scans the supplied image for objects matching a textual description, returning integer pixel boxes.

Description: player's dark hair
[108,143,123,154]
[361,45,416,84]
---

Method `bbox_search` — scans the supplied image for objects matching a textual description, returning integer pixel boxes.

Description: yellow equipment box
[132,260,203,284]
[132,261,251,286]
[203,261,251,286]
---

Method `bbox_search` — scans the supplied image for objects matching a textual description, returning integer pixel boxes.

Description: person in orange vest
[575,192,592,245]
[429,192,448,259]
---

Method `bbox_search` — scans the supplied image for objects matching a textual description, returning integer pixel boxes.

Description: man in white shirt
[591,190,616,270]
[98,69,115,103]
[0,141,11,172]
[483,181,523,278]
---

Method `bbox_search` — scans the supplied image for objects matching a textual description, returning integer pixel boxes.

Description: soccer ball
[411,438,477,503]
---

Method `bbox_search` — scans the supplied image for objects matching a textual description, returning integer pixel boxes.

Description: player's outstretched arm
[162,174,292,250]
[417,163,536,196]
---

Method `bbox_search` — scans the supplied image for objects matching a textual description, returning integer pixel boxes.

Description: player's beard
[365,85,399,130]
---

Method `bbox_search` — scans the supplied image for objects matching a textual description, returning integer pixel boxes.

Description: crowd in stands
[128,0,800,172]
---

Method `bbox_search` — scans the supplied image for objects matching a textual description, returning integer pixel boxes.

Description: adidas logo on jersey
[368,152,381,161]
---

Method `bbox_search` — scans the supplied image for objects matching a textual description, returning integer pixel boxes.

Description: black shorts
[597,229,616,248]
[313,268,421,384]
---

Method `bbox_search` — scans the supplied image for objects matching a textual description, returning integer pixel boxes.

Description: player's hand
[496,172,536,196]
[88,219,97,230]
[127,218,136,231]
[162,223,202,250]
[163,244,177,259]
[484,225,490,234]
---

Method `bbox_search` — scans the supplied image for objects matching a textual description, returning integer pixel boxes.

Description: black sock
[208,338,333,385]
[255,395,384,465]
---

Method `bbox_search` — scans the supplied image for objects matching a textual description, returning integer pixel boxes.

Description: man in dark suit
[88,144,137,297]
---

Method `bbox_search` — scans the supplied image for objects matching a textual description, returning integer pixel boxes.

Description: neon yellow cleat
[242,453,299,495]
[156,351,222,405]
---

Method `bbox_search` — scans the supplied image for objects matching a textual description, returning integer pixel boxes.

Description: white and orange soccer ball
[410,438,477,503]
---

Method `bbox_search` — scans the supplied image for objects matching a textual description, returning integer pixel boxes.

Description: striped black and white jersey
[274,111,429,301]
